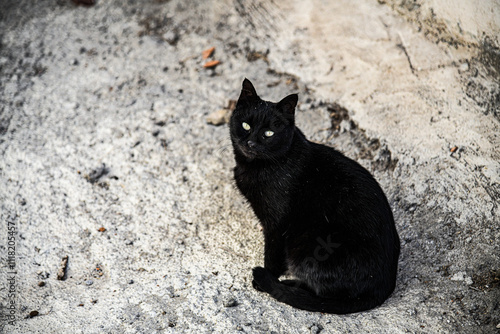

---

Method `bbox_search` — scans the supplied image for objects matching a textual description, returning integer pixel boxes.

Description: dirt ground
[0,0,498,333]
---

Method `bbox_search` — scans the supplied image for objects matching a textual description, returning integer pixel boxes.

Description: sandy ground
[0,0,498,333]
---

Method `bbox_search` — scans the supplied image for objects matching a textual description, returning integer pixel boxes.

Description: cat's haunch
[229,78,400,314]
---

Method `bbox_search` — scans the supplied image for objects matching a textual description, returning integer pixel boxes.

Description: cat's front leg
[264,231,287,277]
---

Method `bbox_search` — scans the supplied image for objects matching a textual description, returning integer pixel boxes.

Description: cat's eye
[264,130,274,137]
[242,122,251,131]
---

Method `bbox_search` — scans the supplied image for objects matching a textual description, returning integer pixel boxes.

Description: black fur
[230,78,400,314]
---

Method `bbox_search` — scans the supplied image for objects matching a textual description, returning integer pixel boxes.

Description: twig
[397,32,416,75]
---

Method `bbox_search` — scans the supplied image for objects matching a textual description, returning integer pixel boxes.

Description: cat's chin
[238,147,259,161]
[242,152,258,162]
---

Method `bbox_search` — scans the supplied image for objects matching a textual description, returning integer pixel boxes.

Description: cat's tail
[252,267,389,314]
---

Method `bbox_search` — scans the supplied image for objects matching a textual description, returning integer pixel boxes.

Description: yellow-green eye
[264,130,274,137]
[242,122,251,131]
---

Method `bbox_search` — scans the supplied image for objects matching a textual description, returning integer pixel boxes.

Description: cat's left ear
[237,78,259,106]
[277,94,298,117]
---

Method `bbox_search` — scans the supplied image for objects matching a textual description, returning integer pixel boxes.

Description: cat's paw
[252,266,275,292]
[252,267,266,291]
[252,279,264,292]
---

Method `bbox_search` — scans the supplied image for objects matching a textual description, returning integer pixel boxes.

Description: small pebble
[339,119,352,133]
[310,325,321,334]
[459,62,469,72]
[223,298,238,307]
[38,281,45,287]
[86,280,94,286]
[163,31,179,45]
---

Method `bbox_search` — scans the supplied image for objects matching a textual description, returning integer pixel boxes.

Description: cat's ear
[237,78,259,105]
[277,94,298,117]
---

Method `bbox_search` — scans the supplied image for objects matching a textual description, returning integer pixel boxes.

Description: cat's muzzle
[239,141,259,160]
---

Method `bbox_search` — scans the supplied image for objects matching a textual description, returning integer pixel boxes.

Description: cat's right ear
[277,94,298,118]
[237,78,259,106]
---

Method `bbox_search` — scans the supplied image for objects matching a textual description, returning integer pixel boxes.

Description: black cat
[229,79,400,314]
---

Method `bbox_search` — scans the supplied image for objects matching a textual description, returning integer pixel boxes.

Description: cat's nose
[247,140,256,148]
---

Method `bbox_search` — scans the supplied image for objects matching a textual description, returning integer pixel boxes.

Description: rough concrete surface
[0,0,499,333]
[382,0,500,50]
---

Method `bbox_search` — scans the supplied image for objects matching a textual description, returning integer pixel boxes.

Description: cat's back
[286,138,398,258]
[290,139,393,226]
[298,140,379,194]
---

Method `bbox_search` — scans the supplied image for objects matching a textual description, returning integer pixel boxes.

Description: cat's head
[230,78,298,161]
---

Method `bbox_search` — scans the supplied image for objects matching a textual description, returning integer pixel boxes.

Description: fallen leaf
[202,47,215,59]
[203,60,220,68]
[206,109,231,126]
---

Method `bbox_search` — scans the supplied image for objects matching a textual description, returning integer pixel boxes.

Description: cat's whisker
[214,137,233,158]
[216,144,232,157]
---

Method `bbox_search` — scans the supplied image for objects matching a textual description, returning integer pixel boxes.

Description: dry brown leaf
[202,47,215,59]
[203,60,220,68]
